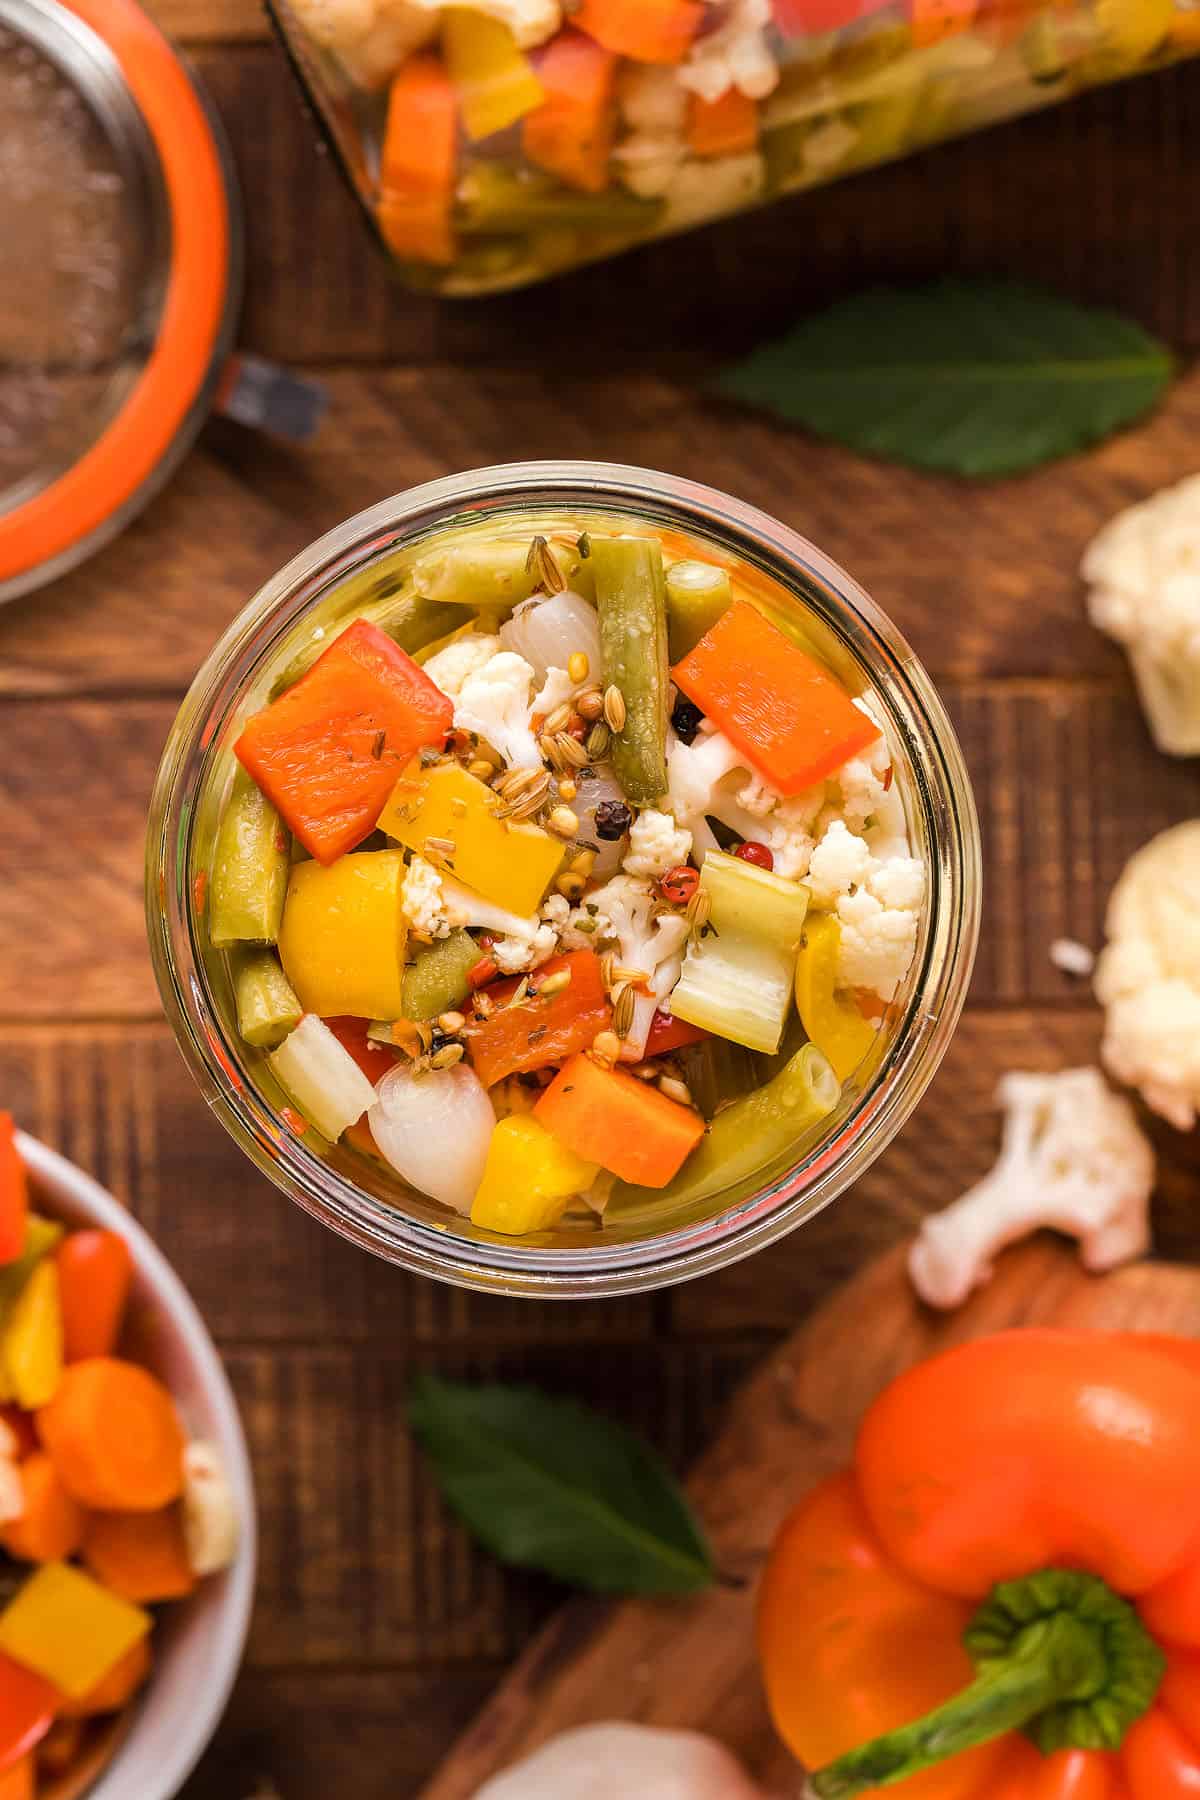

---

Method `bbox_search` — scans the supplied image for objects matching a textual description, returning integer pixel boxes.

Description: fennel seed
[603,685,627,732]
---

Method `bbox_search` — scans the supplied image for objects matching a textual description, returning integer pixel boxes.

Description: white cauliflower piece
[423,632,502,701]
[805,819,874,908]
[614,65,688,198]
[531,665,575,718]
[666,727,752,858]
[401,854,454,938]
[407,0,559,46]
[453,650,542,770]
[677,0,779,103]
[289,0,434,88]
[182,1442,239,1576]
[473,1723,770,1800]
[584,873,690,1057]
[623,809,693,881]
[909,1069,1154,1310]
[543,891,602,952]
[1083,473,1200,756]
[492,923,559,975]
[1095,820,1200,1129]
[836,884,920,1001]
[734,776,824,880]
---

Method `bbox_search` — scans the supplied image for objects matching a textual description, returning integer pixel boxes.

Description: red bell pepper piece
[55,1232,134,1363]
[671,600,880,795]
[235,620,452,864]
[644,1010,709,1058]
[323,1017,397,1159]
[0,1116,27,1268]
[463,951,610,1088]
[0,1655,56,1774]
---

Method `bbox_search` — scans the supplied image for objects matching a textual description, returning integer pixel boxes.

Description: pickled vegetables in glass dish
[203,512,928,1239]
[267,0,1195,293]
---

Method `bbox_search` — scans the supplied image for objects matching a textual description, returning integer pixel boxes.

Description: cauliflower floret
[623,809,693,881]
[909,1069,1154,1310]
[532,665,575,718]
[492,920,560,975]
[401,854,454,938]
[407,0,559,47]
[541,891,601,952]
[423,633,503,701]
[584,873,690,1057]
[289,0,434,87]
[1095,820,1200,1129]
[836,886,919,1001]
[805,820,874,908]
[614,65,688,198]
[677,0,779,103]
[453,650,542,770]
[1083,473,1200,756]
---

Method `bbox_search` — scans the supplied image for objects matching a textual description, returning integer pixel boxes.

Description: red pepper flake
[467,955,500,990]
[736,841,774,872]
[280,1106,309,1135]
[659,865,700,906]
[191,869,208,914]
[883,766,894,791]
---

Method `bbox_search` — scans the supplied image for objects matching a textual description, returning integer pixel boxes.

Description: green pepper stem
[808,1569,1166,1799]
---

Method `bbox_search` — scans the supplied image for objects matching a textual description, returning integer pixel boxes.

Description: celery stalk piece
[268,1015,377,1141]
[616,1044,840,1211]
[670,851,810,1055]
[665,561,733,661]
[233,949,303,1049]
[210,768,290,948]
[592,535,670,807]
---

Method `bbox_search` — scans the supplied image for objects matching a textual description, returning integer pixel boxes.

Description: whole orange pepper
[758,1331,1200,1798]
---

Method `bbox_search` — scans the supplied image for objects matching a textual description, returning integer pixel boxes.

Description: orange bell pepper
[462,951,610,1088]
[236,619,453,865]
[671,600,880,795]
[758,1332,1200,1798]
[378,53,459,266]
[572,0,703,63]
[0,1653,56,1773]
[0,1116,27,1268]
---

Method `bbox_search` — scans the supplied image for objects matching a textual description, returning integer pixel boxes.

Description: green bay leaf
[409,1372,715,1595]
[715,279,1175,478]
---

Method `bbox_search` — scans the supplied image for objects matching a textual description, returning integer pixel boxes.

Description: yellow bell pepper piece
[470,1116,598,1237]
[0,1562,150,1698]
[278,850,408,1020]
[380,760,564,918]
[0,1217,62,1321]
[793,912,878,1084]
[442,9,544,143]
[0,1261,61,1409]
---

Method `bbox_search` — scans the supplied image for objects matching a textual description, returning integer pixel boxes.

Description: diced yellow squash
[0,1261,62,1409]
[278,850,408,1020]
[793,912,878,1084]
[442,10,544,143]
[380,760,564,918]
[470,1116,598,1237]
[0,1562,150,1697]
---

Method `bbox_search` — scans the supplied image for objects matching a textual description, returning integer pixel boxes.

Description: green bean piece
[592,536,670,807]
[210,768,290,948]
[616,1043,840,1211]
[233,949,303,1049]
[412,537,589,610]
[401,929,482,1023]
[271,591,461,693]
[665,561,734,661]
[457,165,665,238]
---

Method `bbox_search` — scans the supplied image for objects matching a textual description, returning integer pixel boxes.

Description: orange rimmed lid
[0,0,235,597]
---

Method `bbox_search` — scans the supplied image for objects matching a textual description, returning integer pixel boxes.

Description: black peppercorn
[671,697,705,745]
[594,799,633,841]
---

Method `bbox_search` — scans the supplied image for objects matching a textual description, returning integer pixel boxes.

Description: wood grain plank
[422,1247,1200,1798]
[2,681,1194,1022]
[7,360,1200,701]
[148,0,269,43]
[179,1668,499,1800]
[189,47,1200,366]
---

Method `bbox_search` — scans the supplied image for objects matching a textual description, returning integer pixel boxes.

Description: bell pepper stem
[809,1569,1166,1798]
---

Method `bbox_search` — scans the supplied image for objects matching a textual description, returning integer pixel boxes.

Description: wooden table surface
[3,14,1200,1796]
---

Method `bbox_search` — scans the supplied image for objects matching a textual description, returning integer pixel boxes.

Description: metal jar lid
[0,0,242,603]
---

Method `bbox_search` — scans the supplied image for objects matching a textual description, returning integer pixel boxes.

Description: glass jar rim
[146,459,982,1299]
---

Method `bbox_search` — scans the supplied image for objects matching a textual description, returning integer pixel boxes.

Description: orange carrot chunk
[523,29,618,193]
[0,1115,28,1268]
[463,952,610,1089]
[0,1454,86,1564]
[56,1637,152,1719]
[36,1359,185,1513]
[0,1408,37,1460]
[56,1232,133,1363]
[534,1053,705,1187]
[378,53,459,266]
[83,1506,196,1605]
[573,0,703,62]
[236,619,453,865]
[671,600,881,795]
[0,1757,33,1800]
[687,86,759,158]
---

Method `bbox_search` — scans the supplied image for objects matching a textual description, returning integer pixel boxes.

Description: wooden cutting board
[419,1240,1200,1798]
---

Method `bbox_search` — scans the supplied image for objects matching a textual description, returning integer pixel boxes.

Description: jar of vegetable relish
[146,462,980,1297]
[265,0,1195,295]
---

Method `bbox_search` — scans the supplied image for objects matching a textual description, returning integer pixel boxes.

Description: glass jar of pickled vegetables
[265,0,1198,295]
[146,461,980,1297]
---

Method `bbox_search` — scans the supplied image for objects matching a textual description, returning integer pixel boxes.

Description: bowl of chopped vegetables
[0,1120,255,1800]
[147,461,980,1297]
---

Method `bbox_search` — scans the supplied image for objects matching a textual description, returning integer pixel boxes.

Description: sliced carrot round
[36,1359,185,1512]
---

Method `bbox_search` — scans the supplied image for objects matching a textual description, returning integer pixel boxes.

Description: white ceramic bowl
[15,1134,257,1800]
